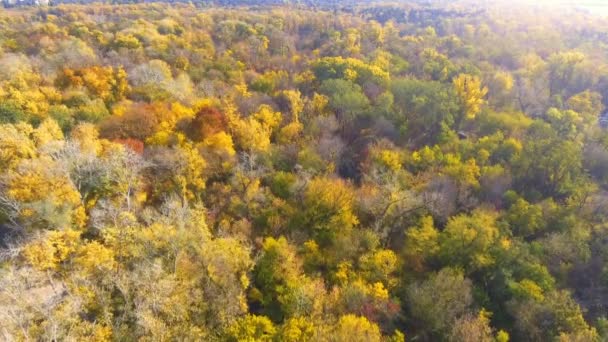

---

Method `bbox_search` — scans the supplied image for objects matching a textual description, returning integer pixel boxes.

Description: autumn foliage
[1,2,608,341]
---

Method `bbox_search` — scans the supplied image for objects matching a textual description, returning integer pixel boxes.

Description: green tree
[319,79,370,124]
[406,268,473,338]
[391,78,459,144]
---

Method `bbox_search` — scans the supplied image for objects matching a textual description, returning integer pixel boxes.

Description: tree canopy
[1,1,608,341]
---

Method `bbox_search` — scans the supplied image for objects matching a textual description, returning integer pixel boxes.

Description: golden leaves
[453,73,488,120]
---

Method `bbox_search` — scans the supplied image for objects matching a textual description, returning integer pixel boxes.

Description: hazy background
[561,1,608,15]
[521,0,608,16]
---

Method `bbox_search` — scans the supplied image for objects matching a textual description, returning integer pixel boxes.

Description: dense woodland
[1,1,608,341]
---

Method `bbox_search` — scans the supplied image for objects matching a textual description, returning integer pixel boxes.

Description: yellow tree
[332,315,382,342]
[225,315,276,342]
[438,209,509,273]
[404,216,440,272]
[0,123,36,170]
[300,177,359,243]
[278,90,304,144]
[228,104,281,153]
[453,73,488,126]
[70,123,102,155]
[0,120,95,230]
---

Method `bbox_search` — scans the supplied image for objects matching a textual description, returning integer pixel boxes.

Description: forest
[1,1,608,341]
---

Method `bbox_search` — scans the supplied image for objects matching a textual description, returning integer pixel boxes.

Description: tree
[294,177,359,245]
[99,103,160,140]
[228,104,281,153]
[391,78,459,144]
[504,197,545,238]
[200,237,254,327]
[332,315,382,342]
[113,32,142,49]
[509,290,598,341]
[547,51,585,97]
[0,122,36,170]
[0,102,27,124]
[319,79,370,124]
[448,311,494,342]
[183,105,227,141]
[225,315,276,342]
[277,317,317,342]
[514,126,586,199]
[453,73,488,126]
[404,216,439,271]
[312,56,389,88]
[56,66,128,103]
[566,90,603,125]
[0,266,112,341]
[252,236,302,320]
[419,48,455,82]
[438,209,505,273]
[406,268,473,338]
[545,107,582,139]
[0,4,607,341]
[146,143,207,203]
[358,249,399,290]
[280,90,304,123]
[487,70,514,108]
[1,145,86,231]
[129,60,172,87]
